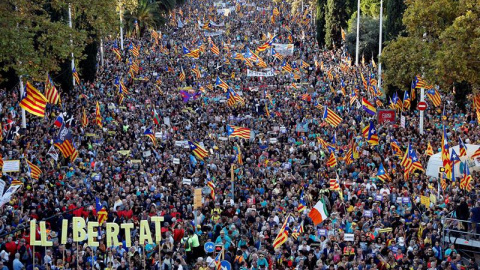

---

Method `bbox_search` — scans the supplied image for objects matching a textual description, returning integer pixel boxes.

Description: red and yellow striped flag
[95,101,102,128]
[26,160,42,180]
[19,82,47,117]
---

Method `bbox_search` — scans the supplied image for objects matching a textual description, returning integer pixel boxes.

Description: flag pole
[68,4,75,87]
[420,86,425,135]
[355,0,361,66]
[19,77,26,128]
[377,0,383,97]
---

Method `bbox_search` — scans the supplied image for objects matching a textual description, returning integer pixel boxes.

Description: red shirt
[5,241,17,255]
[173,229,184,243]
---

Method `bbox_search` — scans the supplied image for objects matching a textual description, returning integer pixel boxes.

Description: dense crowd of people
[0,0,479,269]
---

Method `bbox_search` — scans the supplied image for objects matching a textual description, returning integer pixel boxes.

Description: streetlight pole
[68,4,75,86]
[355,0,361,66]
[19,76,26,128]
[119,1,124,50]
[377,0,383,93]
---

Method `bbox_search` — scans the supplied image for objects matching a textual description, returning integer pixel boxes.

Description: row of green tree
[0,0,181,91]
[311,0,479,95]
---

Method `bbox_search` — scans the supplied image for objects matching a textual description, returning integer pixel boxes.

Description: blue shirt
[13,259,24,270]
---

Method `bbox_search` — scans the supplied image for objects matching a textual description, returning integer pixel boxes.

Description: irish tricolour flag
[308,200,329,226]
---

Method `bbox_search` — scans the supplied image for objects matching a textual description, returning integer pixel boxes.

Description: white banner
[272,43,294,56]
[2,160,20,173]
[204,30,225,37]
[247,69,276,77]
[256,7,271,11]
[0,184,22,208]
[209,20,225,27]
[216,8,234,16]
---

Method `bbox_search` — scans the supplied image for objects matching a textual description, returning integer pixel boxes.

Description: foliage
[324,0,348,48]
[385,0,406,40]
[124,0,170,37]
[346,15,381,61]
[315,0,326,47]
[381,0,480,93]
[0,1,86,81]
[360,0,380,18]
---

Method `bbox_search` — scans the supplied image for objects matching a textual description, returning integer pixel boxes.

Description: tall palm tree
[124,0,163,37]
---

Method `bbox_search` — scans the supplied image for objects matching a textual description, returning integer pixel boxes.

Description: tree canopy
[381,0,479,93]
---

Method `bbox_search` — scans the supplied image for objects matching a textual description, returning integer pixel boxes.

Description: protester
[0,0,479,269]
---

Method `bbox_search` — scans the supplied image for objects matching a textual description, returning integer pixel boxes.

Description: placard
[2,160,20,172]
[219,137,228,141]
[378,227,393,233]
[400,115,406,128]
[363,210,373,217]
[117,150,131,155]
[318,229,328,236]
[194,188,202,209]
[270,138,278,143]
[377,109,396,124]
[143,151,151,157]
[272,43,294,56]
[375,195,383,201]
[131,160,142,163]
[402,197,410,204]
[246,69,275,77]
[420,196,430,207]
[173,158,180,164]
[182,178,192,185]
[344,233,354,242]
[155,132,162,138]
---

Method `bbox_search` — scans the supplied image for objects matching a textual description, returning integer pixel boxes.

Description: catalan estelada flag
[227,125,251,139]
[272,215,294,249]
[144,128,157,147]
[367,121,379,145]
[322,106,342,127]
[183,46,200,58]
[19,82,47,117]
[361,98,376,115]
[95,197,108,225]
[210,39,220,55]
[192,64,201,79]
[460,161,473,191]
[72,67,81,85]
[215,76,229,90]
[281,60,293,73]
[403,91,411,110]
[179,68,186,81]
[45,74,59,105]
[26,160,42,180]
[226,89,245,107]
[95,101,102,128]
[188,141,209,160]
[377,163,391,182]
[297,191,307,212]
[427,88,441,107]
[459,138,467,157]
[412,75,427,89]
